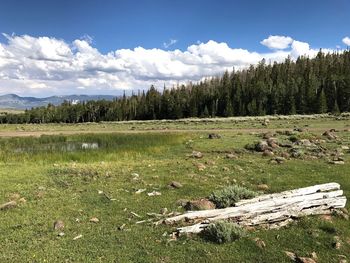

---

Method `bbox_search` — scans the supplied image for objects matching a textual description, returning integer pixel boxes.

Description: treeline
[1,50,350,124]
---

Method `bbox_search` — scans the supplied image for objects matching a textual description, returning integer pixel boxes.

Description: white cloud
[261,35,293,49]
[343,37,350,46]
[163,39,178,49]
[0,33,337,96]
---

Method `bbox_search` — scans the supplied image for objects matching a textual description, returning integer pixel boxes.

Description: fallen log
[163,183,347,234]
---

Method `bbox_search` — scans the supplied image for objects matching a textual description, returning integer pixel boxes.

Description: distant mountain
[0,94,116,109]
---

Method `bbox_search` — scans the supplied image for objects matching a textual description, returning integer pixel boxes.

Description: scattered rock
[57,232,65,237]
[89,217,99,223]
[194,162,206,171]
[222,166,230,172]
[191,151,203,158]
[341,146,349,150]
[257,184,269,191]
[226,153,238,159]
[169,181,183,189]
[296,139,313,147]
[135,188,146,194]
[270,157,285,164]
[280,152,290,159]
[185,199,215,211]
[53,220,65,230]
[263,132,275,139]
[267,138,278,147]
[323,130,338,140]
[118,224,126,231]
[0,200,17,210]
[18,197,27,203]
[263,150,274,157]
[147,191,162,196]
[255,141,269,152]
[208,133,221,139]
[333,241,342,250]
[254,237,266,248]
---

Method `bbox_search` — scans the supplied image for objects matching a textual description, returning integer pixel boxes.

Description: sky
[0,0,349,97]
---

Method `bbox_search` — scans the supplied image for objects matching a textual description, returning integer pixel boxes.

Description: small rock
[339,260,347,263]
[135,188,146,194]
[280,152,290,159]
[147,191,161,196]
[222,166,230,171]
[18,197,27,203]
[263,132,275,139]
[226,153,238,159]
[208,133,221,139]
[341,146,349,150]
[185,199,216,211]
[169,181,183,189]
[333,241,341,249]
[194,162,206,171]
[54,220,65,230]
[58,232,65,237]
[254,238,266,248]
[255,141,269,152]
[89,217,99,223]
[191,151,203,158]
[262,150,274,157]
[323,130,338,140]
[257,184,269,191]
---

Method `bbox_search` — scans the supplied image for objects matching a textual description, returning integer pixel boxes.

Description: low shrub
[201,221,247,244]
[209,185,257,208]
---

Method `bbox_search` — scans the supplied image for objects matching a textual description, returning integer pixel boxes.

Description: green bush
[209,185,257,208]
[201,221,247,244]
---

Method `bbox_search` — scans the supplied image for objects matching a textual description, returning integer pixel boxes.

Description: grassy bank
[0,119,349,262]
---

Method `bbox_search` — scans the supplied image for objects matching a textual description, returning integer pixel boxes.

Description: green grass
[0,117,350,262]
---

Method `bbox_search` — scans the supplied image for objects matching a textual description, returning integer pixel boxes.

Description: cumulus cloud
[343,36,350,46]
[261,35,293,49]
[0,33,337,96]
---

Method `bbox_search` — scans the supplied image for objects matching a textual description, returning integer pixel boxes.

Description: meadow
[0,114,349,262]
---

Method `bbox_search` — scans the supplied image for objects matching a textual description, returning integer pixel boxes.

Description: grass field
[0,115,349,262]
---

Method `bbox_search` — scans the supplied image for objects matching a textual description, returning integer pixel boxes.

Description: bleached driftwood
[163,183,347,234]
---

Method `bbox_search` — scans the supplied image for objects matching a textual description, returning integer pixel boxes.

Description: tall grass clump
[201,221,247,244]
[209,185,257,208]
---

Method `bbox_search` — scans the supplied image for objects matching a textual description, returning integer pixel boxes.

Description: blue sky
[0,0,349,96]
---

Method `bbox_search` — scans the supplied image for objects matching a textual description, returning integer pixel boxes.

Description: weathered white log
[164,189,344,224]
[163,183,347,235]
[176,196,346,233]
[235,182,340,206]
